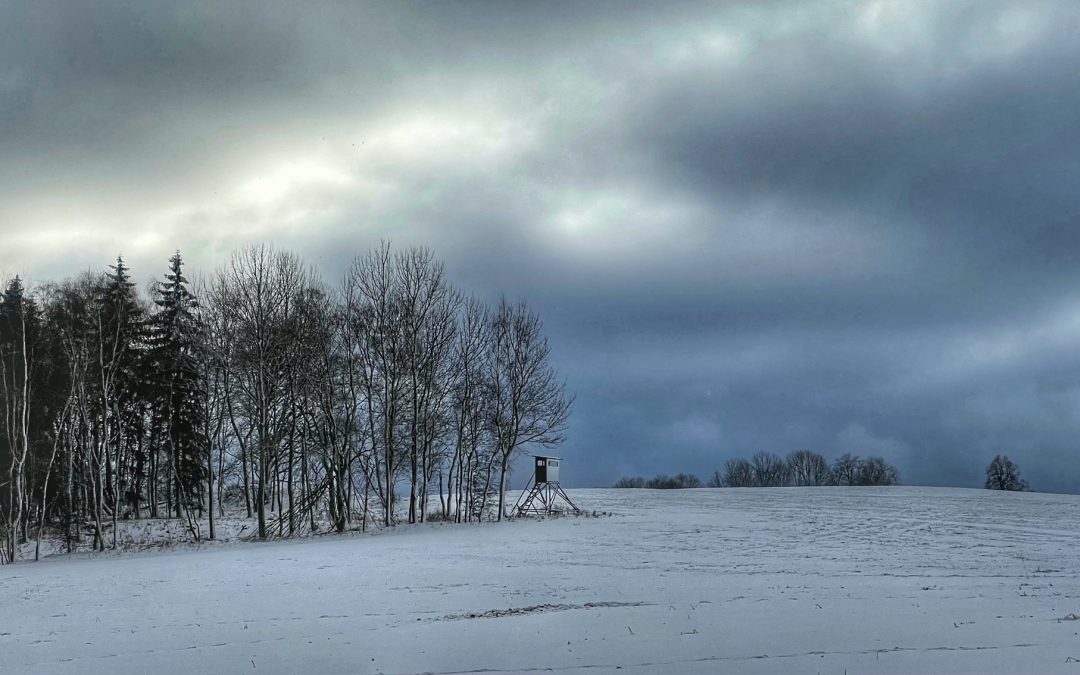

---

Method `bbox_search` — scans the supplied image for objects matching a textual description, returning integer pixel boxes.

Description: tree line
[613,473,702,489]
[0,243,572,563]
[619,453,1040,492]
[614,451,901,489]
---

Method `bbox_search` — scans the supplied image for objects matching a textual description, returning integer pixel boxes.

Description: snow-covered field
[4,486,1080,674]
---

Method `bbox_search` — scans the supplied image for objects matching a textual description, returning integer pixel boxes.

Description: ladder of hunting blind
[512,476,581,518]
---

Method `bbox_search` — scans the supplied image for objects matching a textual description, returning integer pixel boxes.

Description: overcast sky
[3,1,1080,490]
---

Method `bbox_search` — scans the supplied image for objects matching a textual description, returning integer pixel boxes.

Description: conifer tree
[146,252,206,521]
[92,256,147,547]
[0,276,41,561]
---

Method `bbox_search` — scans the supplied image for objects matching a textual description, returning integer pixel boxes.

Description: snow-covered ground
[4,486,1080,674]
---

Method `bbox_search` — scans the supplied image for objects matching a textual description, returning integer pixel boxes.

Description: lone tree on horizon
[985,455,1030,492]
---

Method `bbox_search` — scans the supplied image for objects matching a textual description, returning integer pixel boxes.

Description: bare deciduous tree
[487,298,573,521]
[751,451,788,487]
[346,244,407,526]
[830,453,861,486]
[721,458,755,487]
[447,297,492,522]
[856,456,900,486]
[216,244,316,539]
[787,450,830,486]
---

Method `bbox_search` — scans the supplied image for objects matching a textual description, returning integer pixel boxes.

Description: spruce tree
[95,257,147,528]
[146,252,206,516]
[0,275,41,560]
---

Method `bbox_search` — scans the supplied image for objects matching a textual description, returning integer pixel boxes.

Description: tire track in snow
[428,601,650,621]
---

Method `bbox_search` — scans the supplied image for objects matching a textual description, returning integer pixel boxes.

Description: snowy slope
[4,487,1080,674]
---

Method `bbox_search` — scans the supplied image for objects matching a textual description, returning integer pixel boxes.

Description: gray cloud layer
[3,0,1080,489]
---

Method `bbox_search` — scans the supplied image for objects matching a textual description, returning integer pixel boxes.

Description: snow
[4,486,1080,674]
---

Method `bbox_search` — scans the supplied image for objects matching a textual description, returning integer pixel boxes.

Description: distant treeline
[614,451,900,489]
[613,473,702,489]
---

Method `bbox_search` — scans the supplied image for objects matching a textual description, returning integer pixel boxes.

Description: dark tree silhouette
[146,252,207,529]
[613,474,700,488]
[721,458,755,487]
[751,451,788,487]
[0,276,43,562]
[788,450,829,486]
[985,455,1029,491]
[830,453,861,486]
[856,456,900,486]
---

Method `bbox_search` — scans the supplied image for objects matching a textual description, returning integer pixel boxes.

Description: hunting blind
[511,455,581,517]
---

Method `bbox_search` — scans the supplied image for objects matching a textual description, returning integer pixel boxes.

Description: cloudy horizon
[4,0,1080,490]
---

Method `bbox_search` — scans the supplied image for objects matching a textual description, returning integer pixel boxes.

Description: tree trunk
[207,438,215,541]
[257,438,267,540]
[497,450,510,522]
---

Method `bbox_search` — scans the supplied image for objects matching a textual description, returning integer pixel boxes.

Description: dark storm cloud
[3,0,1080,489]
